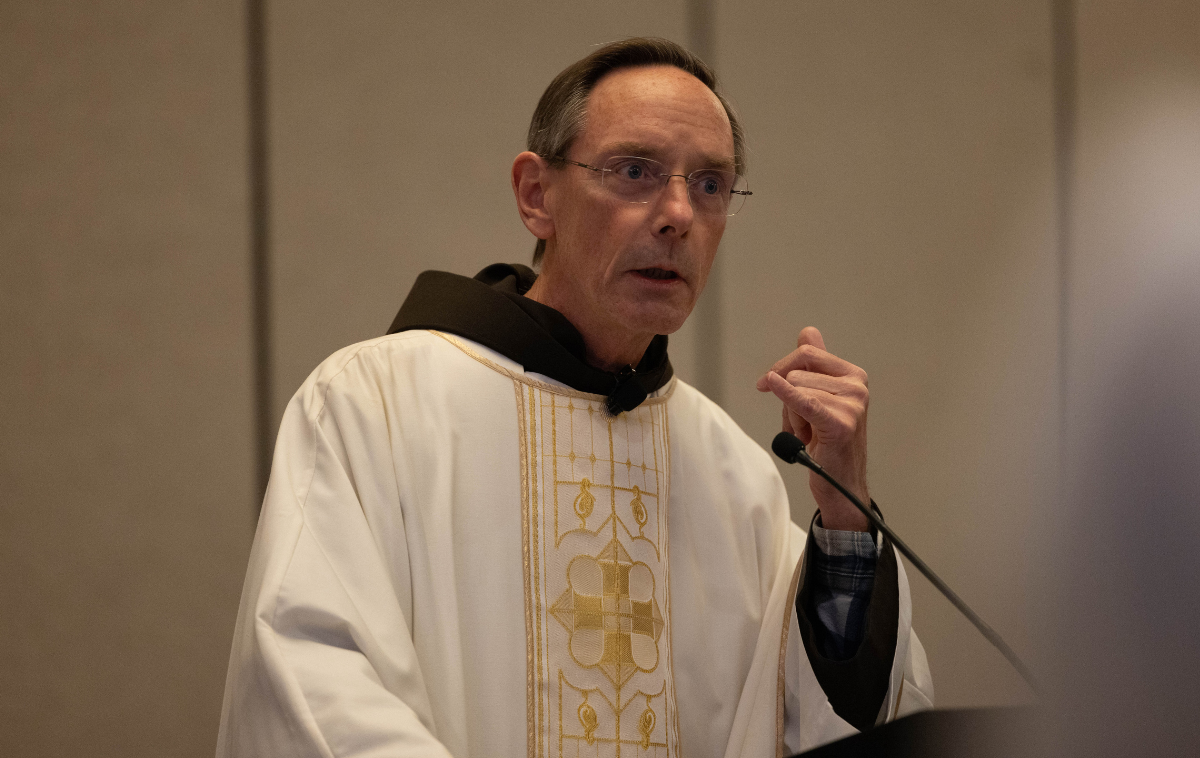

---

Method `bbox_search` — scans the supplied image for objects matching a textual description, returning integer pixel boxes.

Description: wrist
[811,477,870,532]
[817,506,870,532]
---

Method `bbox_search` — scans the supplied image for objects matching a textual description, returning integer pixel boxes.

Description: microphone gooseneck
[771,431,1041,696]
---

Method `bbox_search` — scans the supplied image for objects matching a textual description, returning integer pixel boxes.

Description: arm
[759,328,932,731]
[794,515,898,732]
[806,520,880,660]
[217,358,451,758]
[782,527,934,752]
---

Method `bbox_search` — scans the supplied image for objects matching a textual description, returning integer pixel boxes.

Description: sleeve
[782,506,934,753]
[793,503,933,734]
[805,521,879,660]
[216,356,452,758]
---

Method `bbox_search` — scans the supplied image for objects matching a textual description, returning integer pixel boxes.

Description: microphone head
[771,432,805,464]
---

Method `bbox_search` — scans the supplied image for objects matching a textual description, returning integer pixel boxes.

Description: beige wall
[0,1,254,756]
[5,1,1199,754]
[716,1,1057,707]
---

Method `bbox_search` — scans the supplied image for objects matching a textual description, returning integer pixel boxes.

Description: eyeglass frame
[547,154,753,217]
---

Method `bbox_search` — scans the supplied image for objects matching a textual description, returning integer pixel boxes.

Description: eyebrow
[599,141,736,172]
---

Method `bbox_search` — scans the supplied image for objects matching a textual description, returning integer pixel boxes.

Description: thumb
[797,326,826,351]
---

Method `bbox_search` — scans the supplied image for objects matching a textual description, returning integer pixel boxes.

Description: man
[218,38,932,757]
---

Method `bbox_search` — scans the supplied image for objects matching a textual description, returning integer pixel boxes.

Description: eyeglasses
[553,155,752,217]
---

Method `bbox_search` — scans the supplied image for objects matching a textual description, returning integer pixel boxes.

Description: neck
[525,275,653,373]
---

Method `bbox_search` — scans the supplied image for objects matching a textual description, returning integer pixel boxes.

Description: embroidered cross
[551,538,664,687]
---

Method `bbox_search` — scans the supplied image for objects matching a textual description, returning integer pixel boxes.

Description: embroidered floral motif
[638,703,657,749]
[578,698,598,745]
[573,478,595,527]
[630,486,648,533]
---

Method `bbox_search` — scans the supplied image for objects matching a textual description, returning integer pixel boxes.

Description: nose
[652,174,695,238]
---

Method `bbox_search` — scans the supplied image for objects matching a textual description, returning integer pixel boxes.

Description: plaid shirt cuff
[808,522,878,660]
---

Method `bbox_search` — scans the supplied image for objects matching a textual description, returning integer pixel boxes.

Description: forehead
[577,65,735,166]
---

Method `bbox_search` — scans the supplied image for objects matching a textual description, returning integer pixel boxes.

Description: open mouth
[634,267,680,281]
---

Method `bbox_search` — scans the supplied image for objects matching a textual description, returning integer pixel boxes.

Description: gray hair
[526,37,746,267]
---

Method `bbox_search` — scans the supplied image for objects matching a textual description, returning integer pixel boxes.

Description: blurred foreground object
[1040,1,1200,756]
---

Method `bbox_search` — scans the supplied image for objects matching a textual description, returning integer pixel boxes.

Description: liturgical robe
[217,266,933,758]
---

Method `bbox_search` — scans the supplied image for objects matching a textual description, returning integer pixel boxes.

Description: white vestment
[217,330,933,758]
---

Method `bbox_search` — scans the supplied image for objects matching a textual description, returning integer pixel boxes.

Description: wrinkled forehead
[576,65,735,169]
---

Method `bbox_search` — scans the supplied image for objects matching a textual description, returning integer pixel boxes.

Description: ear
[511,151,556,241]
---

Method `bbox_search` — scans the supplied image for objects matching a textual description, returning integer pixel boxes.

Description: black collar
[386,263,673,414]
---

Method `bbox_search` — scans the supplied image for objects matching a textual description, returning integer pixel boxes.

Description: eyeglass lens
[600,156,749,216]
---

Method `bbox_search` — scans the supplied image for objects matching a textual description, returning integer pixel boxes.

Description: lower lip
[631,270,684,287]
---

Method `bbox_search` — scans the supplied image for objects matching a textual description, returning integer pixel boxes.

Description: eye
[611,158,655,181]
[694,172,727,195]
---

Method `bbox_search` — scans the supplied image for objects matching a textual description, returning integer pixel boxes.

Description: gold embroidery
[776,545,806,758]
[520,388,677,757]
[630,486,648,534]
[550,541,664,686]
[433,331,678,756]
[515,381,536,758]
[529,386,545,758]
[660,402,684,755]
[573,478,595,527]
[639,699,656,750]
[579,697,598,745]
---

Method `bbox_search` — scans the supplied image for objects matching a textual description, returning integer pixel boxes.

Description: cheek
[591,207,647,274]
[695,222,725,272]
[559,190,621,244]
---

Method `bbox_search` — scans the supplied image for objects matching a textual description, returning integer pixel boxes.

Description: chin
[619,301,693,337]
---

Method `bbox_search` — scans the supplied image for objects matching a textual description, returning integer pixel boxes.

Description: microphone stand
[772,431,1041,696]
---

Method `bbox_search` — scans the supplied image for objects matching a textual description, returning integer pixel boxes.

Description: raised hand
[756,327,871,532]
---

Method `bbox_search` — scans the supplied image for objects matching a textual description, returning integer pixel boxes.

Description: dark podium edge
[790,707,1039,758]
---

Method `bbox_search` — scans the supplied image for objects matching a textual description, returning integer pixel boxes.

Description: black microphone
[772,431,1041,695]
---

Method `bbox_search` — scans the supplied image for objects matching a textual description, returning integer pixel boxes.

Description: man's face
[540,65,735,341]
